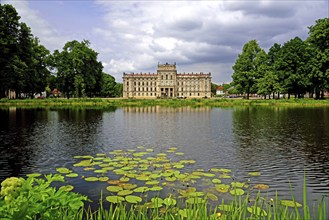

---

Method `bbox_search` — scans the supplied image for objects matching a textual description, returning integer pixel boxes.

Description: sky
[3,0,329,84]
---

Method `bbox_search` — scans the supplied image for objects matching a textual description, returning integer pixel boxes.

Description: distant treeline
[0,4,122,99]
[231,18,328,99]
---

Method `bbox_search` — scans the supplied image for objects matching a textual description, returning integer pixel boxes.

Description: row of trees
[232,18,328,99]
[0,4,122,99]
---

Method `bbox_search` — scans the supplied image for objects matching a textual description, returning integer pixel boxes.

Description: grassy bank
[1,97,329,108]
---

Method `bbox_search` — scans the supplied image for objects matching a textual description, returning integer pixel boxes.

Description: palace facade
[122,63,211,98]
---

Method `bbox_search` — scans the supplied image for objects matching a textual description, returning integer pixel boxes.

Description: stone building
[122,63,211,98]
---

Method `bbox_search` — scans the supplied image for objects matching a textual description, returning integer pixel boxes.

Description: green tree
[307,18,329,99]
[114,83,123,97]
[276,37,310,98]
[0,4,20,98]
[232,40,265,99]
[101,73,116,97]
[53,40,103,98]
[211,83,218,96]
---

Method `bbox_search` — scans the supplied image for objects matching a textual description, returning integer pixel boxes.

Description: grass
[1,97,329,108]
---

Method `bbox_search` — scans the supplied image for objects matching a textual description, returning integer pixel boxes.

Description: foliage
[52,40,103,98]
[0,174,88,219]
[211,83,218,96]
[232,40,265,99]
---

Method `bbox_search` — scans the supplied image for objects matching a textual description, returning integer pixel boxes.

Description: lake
[0,106,328,209]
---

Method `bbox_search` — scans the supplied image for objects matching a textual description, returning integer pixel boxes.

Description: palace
[122,63,211,98]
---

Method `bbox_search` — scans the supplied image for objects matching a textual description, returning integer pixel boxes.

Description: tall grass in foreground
[66,189,327,220]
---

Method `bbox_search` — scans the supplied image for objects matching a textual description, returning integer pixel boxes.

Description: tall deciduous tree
[232,40,265,99]
[53,40,103,98]
[307,18,329,99]
[0,4,20,98]
[276,37,310,98]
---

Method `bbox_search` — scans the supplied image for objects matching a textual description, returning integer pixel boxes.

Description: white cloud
[4,0,328,83]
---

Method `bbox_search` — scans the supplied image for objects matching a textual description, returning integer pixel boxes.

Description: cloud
[4,0,328,83]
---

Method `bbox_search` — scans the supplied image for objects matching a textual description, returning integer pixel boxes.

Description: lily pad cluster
[50,146,302,217]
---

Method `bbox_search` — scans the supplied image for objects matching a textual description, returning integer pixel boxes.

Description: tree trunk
[321,90,324,99]
[277,92,280,99]
[288,93,290,99]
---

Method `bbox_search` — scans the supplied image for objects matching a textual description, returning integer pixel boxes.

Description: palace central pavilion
[123,63,211,98]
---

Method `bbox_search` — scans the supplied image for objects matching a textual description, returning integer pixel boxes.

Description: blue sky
[3,0,329,84]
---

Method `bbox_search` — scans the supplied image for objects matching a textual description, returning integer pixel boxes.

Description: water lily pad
[134,186,149,193]
[149,186,163,191]
[98,177,109,182]
[176,152,185,156]
[137,146,144,149]
[145,180,159,185]
[136,176,150,181]
[215,184,230,193]
[157,153,167,157]
[186,197,205,204]
[117,190,133,196]
[84,167,95,171]
[230,188,245,196]
[188,192,204,197]
[149,174,162,179]
[59,185,74,192]
[56,167,72,174]
[96,153,106,157]
[94,169,107,173]
[219,174,231,179]
[106,185,123,192]
[146,148,154,152]
[203,173,216,178]
[206,193,218,201]
[212,179,222,184]
[66,173,79,178]
[108,180,120,185]
[120,177,130,182]
[165,177,177,182]
[210,168,221,172]
[125,195,142,203]
[85,177,99,182]
[254,184,269,190]
[247,207,267,216]
[120,183,137,190]
[173,164,184,169]
[164,197,177,206]
[248,171,261,176]
[151,197,164,208]
[106,195,125,203]
[74,160,94,167]
[219,168,231,173]
[280,200,302,208]
[231,182,245,188]
[26,173,41,178]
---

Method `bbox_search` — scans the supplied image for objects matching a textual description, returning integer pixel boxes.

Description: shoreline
[1,97,329,108]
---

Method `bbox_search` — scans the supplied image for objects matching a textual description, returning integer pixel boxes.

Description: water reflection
[232,107,329,201]
[0,106,328,207]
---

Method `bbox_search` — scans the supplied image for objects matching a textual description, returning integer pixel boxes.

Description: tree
[53,40,103,98]
[211,83,218,96]
[307,18,329,99]
[0,4,20,98]
[276,37,310,98]
[256,43,282,99]
[101,73,116,97]
[232,40,265,99]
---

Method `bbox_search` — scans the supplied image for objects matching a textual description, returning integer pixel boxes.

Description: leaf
[106,195,125,203]
[85,177,99,182]
[164,197,177,206]
[215,184,230,193]
[56,167,72,174]
[134,187,149,193]
[218,168,231,173]
[165,177,177,182]
[106,185,123,192]
[212,179,222,184]
[149,186,163,191]
[98,177,109,182]
[145,180,159,185]
[117,190,133,196]
[119,177,130,182]
[66,173,79,178]
[26,173,41,178]
[186,197,205,204]
[219,174,231,179]
[248,172,261,176]
[125,195,142,204]
[231,182,245,188]
[247,207,268,216]
[280,200,302,208]
[206,193,219,201]
[254,184,269,190]
[59,185,74,192]
[230,188,244,196]
[151,197,164,208]
[219,204,233,212]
